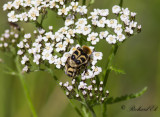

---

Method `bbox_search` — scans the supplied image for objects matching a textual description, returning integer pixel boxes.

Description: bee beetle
[65,46,92,78]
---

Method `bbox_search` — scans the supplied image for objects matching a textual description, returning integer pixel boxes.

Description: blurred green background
[0,0,160,117]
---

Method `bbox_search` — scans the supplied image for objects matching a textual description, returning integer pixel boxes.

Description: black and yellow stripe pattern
[70,47,89,67]
[65,64,77,77]
[65,46,92,78]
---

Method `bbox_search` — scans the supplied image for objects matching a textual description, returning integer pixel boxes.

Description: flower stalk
[15,57,37,117]
[119,0,124,7]
[86,104,96,117]
[103,44,119,88]
[102,44,119,117]
[82,105,90,117]
[82,0,86,5]
[102,103,107,117]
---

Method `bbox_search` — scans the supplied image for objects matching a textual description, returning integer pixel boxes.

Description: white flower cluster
[2,0,143,105]
[3,0,87,22]
[0,27,19,51]
[87,5,142,44]
[17,26,103,76]
[59,79,109,103]
[4,0,142,46]
[10,2,142,78]
[2,0,142,79]
[62,5,141,45]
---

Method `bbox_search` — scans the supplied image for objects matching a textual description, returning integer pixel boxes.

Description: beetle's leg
[72,67,78,79]
[66,56,70,64]
[84,64,88,74]
[77,47,80,50]
[75,66,80,76]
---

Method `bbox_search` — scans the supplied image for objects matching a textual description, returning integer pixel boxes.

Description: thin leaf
[90,0,95,4]
[3,71,17,76]
[110,66,125,74]
[87,0,95,7]
[106,87,147,104]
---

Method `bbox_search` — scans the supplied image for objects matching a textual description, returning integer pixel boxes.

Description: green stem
[46,68,58,81]
[87,105,96,117]
[119,0,123,7]
[69,100,84,117]
[15,57,37,117]
[82,105,89,117]
[102,44,119,117]
[46,68,84,117]
[103,44,119,88]
[85,103,96,117]
[102,104,107,117]
[82,0,86,5]
[82,102,96,117]
[40,12,46,27]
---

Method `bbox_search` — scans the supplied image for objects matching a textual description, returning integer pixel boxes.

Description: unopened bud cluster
[59,78,109,104]
[0,25,21,53]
